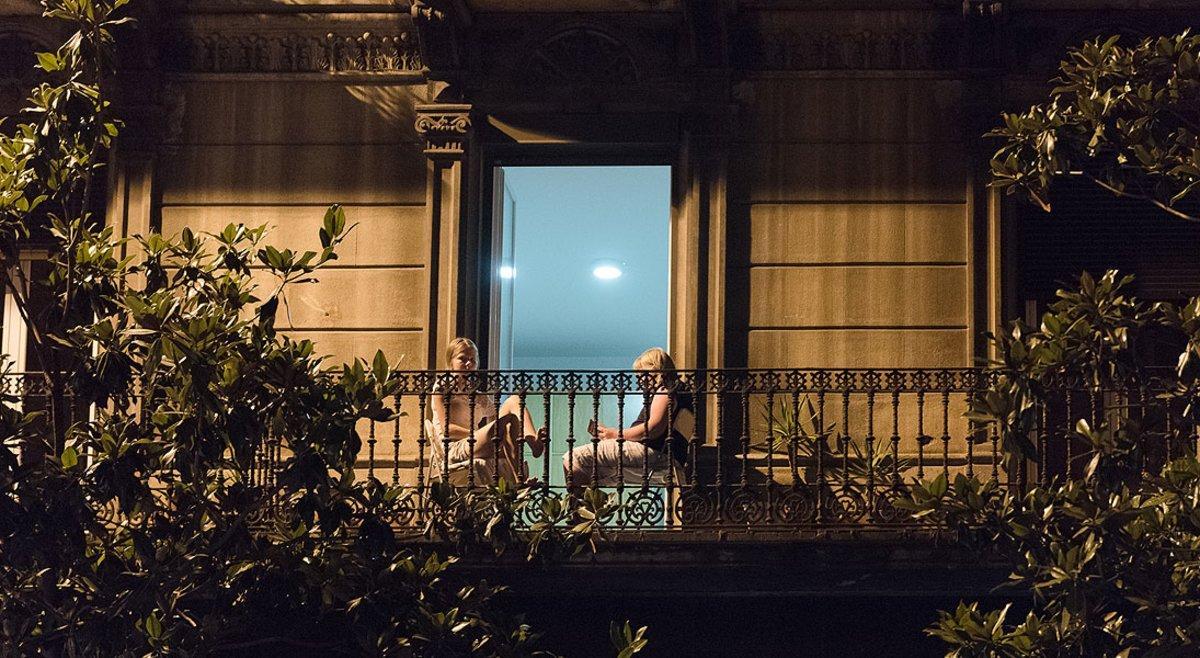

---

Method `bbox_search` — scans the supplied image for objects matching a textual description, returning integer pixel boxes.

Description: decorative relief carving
[413,104,472,159]
[526,28,638,83]
[166,31,423,74]
[735,28,959,71]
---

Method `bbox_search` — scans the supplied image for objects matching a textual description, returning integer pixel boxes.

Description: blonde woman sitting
[429,337,546,486]
[563,347,694,488]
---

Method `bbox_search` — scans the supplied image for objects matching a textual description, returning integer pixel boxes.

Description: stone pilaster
[414,103,476,366]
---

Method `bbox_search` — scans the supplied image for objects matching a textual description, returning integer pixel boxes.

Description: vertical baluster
[517,387,529,484]
[840,387,851,490]
[641,377,653,493]
[271,426,282,513]
[417,391,428,495]
[865,384,876,507]
[688,375,701,489]
[788,388,801,486]
[392,396,402,486]
[916,389,926,480]
[367,419,377,480]
[941,387,951,478]
[815,386,827,523]
[966,408,975,480]
[566,386,577,483]
[665,379,677,497]
[616,378,627,525]
[467,384,478,488]
[740,385,750,487]
[591,379,602,488]
[440,389,452,484]
[491,383,502,488]
[542,385,552,492]
[714,372,725,522]
[890,387,901,488]
[765,389,776,495]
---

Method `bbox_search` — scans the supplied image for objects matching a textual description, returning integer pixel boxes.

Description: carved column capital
[414,103,473,160]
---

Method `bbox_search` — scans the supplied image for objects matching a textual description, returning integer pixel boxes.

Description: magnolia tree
[905,30,1200,658]
[903,271,1200,656]
[0,2,643,655]
[990,32,1200,222]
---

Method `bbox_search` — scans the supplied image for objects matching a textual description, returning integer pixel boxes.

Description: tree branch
[1086,176,1200,223]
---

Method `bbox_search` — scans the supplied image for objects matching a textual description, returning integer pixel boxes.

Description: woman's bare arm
[596,390,670,443]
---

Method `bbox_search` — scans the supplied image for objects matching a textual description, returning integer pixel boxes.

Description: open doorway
[490,165,671,484]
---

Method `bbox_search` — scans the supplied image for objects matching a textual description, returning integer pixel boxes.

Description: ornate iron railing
[7,369,1193,535]
[364,369,1006,530]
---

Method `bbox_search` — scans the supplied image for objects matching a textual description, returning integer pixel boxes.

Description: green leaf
[35,52,62,72]
[61,446,78,469]
[928,472,948,498]
[145,612,162,639]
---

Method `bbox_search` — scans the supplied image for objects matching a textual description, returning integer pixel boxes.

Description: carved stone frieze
[734,27,960,71]
[526,28,639,83]
[163,31,423,74]
[413,103,473,159]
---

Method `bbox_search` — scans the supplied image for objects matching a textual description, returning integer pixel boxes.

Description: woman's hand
[587,420,619,440]
[528,425,549,458]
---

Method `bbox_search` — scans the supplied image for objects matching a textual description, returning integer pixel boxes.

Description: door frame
[471,142,705,371]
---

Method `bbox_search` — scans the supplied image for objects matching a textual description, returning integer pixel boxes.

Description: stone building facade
[4,1,1200,651]
[3,0,1197,374]
[3,0,1198,490]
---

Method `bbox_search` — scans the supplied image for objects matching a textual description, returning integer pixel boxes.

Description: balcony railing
[365,369,1006,531]
[6,369,1192,535]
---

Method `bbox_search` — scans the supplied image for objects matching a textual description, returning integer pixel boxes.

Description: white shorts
[562,440,676,486]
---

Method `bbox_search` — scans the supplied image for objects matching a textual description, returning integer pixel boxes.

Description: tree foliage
[0,2,645,655]
[990,32,1200,222]
[903,271,1200,657]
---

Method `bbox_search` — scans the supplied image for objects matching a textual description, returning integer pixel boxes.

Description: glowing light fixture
[498,265,517,279]
[592,260,623,280]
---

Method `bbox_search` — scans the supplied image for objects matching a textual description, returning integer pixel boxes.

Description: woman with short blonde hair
[563,347,693,487]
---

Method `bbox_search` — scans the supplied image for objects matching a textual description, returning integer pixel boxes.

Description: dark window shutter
[1016,177,1200,305]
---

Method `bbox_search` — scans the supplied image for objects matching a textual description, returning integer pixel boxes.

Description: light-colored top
[429,384,498,439]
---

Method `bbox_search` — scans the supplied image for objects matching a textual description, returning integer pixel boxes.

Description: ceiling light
[498,265,516,279]
[592,262,623,280]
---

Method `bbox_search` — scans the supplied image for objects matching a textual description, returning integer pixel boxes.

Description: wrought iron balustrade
[5,369,1193,535]
[359,368,1008,530]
